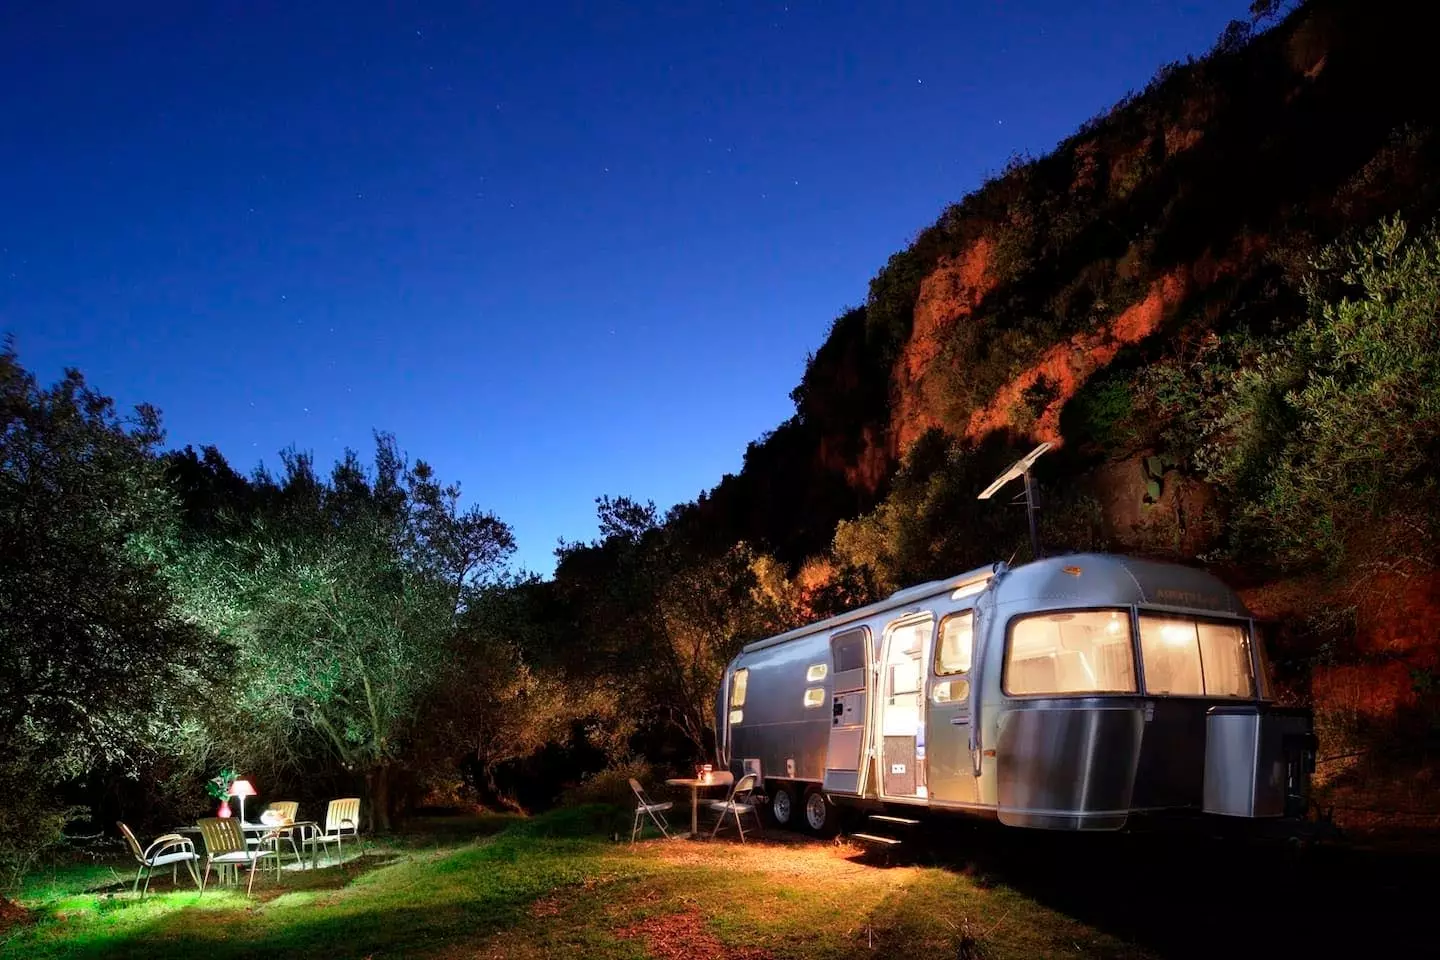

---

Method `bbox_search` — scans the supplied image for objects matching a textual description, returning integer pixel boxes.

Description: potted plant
[206,767,239,818]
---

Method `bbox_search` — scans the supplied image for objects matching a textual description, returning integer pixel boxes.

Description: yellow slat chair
[251,800,304,868]
[197,816,279,895]
[301,798,360,866]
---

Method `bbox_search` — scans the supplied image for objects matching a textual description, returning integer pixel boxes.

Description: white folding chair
[628,778,673,843]
[708,773,763,842]
[118,822,201,896]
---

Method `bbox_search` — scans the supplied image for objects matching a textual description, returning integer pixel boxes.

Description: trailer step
[848,832,903,846]
[867,815,921,826]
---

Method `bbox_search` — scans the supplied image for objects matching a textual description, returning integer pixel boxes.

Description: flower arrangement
[205,767,239,801]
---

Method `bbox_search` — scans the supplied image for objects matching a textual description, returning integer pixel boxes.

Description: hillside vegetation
[576,0,1440,828]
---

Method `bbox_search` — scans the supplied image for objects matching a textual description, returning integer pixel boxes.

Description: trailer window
[803,687,825,707]
[832,628,867,673]
[1005,610,1136,696]
[730,668,749,708]
[1138,616,1255,698]
[936,611,974,676]
[806,663,828,682]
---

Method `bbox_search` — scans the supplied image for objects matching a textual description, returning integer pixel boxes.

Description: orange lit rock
[892,238,996,455]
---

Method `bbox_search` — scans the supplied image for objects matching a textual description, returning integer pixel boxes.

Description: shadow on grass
[845,815,1439,959]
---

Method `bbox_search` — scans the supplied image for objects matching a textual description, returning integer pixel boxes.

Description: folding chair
[628,778,673,843]
[117,822,201,896]
[708,773,763,842]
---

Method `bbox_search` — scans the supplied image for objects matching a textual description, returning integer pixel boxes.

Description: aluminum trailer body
[717,554,1316,833]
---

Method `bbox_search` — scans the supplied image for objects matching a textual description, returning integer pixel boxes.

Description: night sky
[1,1,1243,574]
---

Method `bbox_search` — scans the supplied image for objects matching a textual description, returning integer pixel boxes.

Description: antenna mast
[977,442,1052,560]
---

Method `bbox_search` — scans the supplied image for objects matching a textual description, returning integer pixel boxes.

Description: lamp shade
[227,778,257,798]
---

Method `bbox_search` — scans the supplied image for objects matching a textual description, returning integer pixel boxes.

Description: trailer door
[823,627,869,795]
[927,610,978,803]
[878,615,934,800]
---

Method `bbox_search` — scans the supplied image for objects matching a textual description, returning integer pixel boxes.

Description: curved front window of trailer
[1137,616,1256,698]
[1004,609,1137,696]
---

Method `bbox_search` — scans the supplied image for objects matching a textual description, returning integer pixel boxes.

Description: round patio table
[663,776,728,838]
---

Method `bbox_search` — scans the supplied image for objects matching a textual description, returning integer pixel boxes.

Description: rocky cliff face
[683,0,1439,831]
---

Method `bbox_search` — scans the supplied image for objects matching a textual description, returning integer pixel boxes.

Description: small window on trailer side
[730,668,748,707]
[935,611,975,676]
[831,628,867,673]
[933,610,975,704]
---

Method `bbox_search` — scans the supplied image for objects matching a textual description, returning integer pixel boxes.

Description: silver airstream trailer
[715,554,1316,835]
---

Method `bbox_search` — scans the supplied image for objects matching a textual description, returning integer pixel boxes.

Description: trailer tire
[803,787,838,837]
[768,782,797,828]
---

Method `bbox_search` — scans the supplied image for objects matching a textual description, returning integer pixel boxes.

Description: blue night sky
[2,1,1243,575]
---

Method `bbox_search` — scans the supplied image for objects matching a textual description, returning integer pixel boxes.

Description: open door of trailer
[877,615,933,800]
[823,627,869,795]
[927,609,979,804]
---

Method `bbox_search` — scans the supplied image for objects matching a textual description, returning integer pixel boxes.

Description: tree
[649,545,802,754]
[832,431,1036,592]
[178,436,515,830]
[410,576,618,807]
[0,346,208,882]
[553,497,802,760]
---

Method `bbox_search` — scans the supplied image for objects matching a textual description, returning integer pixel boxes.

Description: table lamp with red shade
[228,778,257,824]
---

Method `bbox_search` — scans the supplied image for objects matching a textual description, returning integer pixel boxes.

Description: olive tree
[180,437,514,830]
[1,347,208,884]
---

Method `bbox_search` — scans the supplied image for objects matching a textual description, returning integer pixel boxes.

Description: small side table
[663,777,726,838]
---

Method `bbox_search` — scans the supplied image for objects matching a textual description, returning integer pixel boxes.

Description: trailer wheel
[803,787,838,837]
[768,783,796,828]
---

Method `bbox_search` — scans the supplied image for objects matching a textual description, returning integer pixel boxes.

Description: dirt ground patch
[0,896,34,936]
[616,908,774,960]
[646,833,878,883]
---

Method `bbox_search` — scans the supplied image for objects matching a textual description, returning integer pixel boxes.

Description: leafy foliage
[1203,216,1440,568]
[1,347,210,881]
[553,497,805,759]
[170,437,516,829]
[0,347,209,777]
[832,432,1045,592]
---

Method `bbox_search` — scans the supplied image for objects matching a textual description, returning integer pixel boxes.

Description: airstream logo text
[1153,588,1223,609]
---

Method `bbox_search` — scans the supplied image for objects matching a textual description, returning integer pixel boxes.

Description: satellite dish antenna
[977,441,1052,559]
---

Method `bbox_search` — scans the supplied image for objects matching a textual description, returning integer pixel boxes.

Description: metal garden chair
[301,797,360,865]
[628,778,674,843]
[707,773,763,842]
[197,816,279,895]
[117,822,201,896]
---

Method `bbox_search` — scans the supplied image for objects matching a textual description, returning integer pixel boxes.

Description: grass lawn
[0,807,1152,960]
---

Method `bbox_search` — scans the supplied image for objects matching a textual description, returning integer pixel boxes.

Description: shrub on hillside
[1204,216,1440,569]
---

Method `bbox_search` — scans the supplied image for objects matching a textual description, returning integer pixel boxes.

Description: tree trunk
[367,764,393,833]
